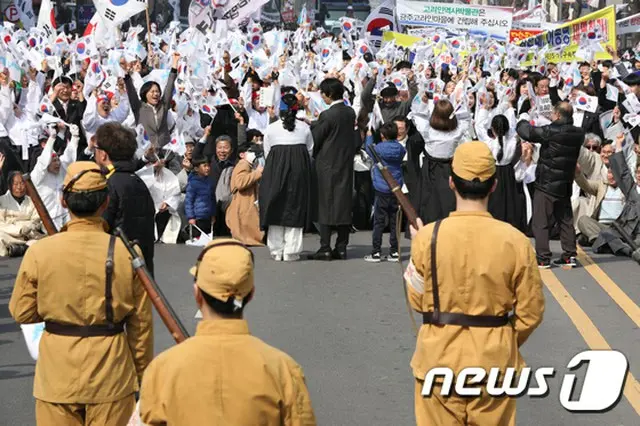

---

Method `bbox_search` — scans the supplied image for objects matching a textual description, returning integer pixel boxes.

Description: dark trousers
[372,192,399,254]
[319,224,350,253]
[532,190,576,260]
[155,210,171,241]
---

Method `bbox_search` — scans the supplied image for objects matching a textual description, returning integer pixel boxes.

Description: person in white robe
[31,123,79,230]
[136,163,182,244]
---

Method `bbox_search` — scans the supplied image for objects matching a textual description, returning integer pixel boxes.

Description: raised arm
[516,120,549,145]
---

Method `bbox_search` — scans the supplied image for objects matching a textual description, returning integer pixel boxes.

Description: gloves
[69,124,80,138]
[47,124,57,138]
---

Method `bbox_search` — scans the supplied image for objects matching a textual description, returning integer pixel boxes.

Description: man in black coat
[516,102,585,269]
[309,78,358,260]
[50,76,89,160]
[94,123,156,275]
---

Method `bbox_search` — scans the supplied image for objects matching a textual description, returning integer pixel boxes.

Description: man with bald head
[517,101,585,269]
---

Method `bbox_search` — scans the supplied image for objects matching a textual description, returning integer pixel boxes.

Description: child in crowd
[185,157,216,238]
[365,123,406,263]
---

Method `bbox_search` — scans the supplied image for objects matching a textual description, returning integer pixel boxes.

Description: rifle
[114,227,190,343]
[23,173,58,235]
[367,143,420,228]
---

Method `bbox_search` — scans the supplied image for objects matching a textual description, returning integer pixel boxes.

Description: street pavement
[0,232,638,425]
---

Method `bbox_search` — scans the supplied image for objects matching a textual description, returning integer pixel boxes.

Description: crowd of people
[0,17,638,270]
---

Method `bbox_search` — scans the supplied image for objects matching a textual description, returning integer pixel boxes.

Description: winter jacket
[103,160,156,274]
[361,78,418,123]
[365,135,406,194]
[185,173,216,220]
[516,117,584,198]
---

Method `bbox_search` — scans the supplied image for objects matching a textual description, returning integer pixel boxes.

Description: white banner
[617,12,640,36]
[397,1,513,40]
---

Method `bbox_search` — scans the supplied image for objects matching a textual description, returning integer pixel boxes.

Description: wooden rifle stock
[368,145,420,228]
[23,173,58,235]
[114,227,190,344]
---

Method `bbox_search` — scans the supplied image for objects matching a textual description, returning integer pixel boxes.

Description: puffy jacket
[103,160,156,274]
[185,173,216,220]
[365,135,406,194]
[516,117,584,198]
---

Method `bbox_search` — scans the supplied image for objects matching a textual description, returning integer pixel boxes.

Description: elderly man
[573,134,608,230]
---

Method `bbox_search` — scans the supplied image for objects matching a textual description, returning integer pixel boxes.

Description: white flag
[15,0,36,30]
[37,0,56,41]
[605,84,619,103]
[574,92,598,114]
[219,0,269,27]
[362,0,399,52]
[94,0,148,28]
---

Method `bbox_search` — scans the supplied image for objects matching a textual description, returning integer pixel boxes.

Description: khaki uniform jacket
[405,211,544,379]
[9,217,153,404]
[140,319,316,426]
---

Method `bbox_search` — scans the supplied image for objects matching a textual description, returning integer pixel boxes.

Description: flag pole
[145,6,153,56]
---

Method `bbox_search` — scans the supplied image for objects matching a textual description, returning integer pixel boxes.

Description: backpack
[215,166,235,213]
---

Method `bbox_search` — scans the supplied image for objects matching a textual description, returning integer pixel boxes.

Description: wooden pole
[145,7,153,56]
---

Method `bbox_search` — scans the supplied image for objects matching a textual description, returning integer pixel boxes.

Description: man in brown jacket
[139,238,316,425]
[405,142,544,425]
[9,161,153,426]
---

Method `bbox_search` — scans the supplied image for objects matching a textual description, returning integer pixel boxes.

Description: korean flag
[94,0,148,28]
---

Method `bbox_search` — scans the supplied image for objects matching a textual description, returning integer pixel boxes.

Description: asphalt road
[0,232,638,425]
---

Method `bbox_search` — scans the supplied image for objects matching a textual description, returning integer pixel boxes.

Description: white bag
[20,322,45,361]
[184,224,212,247]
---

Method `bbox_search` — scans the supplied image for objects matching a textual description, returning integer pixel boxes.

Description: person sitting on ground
[588,134,640,256]
[185,157,216,239]
[139,238,316,425]
[0,168,44,257]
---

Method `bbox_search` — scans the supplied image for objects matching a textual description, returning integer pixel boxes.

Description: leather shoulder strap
[430,220,443,323]
[105,235,117,326]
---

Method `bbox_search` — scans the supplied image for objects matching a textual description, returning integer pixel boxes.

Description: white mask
[245,152,256,164]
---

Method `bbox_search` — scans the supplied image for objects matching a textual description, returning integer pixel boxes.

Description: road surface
[0,232,638,425]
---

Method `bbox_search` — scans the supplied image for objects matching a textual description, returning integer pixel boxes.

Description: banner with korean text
[509,29,542,44]
[397,1,513,41]
[517,6,616,64]
[617,12,640,36]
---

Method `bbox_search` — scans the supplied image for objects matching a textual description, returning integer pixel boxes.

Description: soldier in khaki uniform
[139,238,317,425]
[9,161,154,426]
[404,142,545,426]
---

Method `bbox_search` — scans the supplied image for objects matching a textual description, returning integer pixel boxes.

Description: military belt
[45,321,125,337]
[422,219,512,329]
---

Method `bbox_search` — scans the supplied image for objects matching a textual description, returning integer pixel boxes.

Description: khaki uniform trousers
[35,395,135,426]
[415,379,516,426]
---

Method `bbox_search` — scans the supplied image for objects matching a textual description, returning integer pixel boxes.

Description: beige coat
[9,217,153,404]
[406,211,544,379]
[226,159,264,246]
[574,147,608,229]
[140,319,317,425]
[574,171,608,220]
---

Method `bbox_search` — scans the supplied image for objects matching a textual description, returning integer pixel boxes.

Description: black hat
[380,84,398,98]
[52,76,73,87]
[623,72,640,87]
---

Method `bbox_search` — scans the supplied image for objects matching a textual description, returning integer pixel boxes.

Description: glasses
[62,169,104,194]
[585,144,600,151]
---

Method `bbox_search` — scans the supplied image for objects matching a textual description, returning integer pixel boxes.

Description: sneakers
[537,256,578,269]
[387,252,400,263]
[537,258,551,269]
[364,253,382,263]
[552,256,578,268]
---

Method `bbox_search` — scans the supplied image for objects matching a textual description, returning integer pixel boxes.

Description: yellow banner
[517,6,616,65]
[382,31,422,48]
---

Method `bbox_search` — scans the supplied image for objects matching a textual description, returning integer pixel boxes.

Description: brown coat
[226,159,264,246]
[9,217,154,404]
[140,320,317,425]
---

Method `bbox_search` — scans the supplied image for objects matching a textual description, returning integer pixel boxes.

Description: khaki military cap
[63,161,108,193]
[190,238,254,307]
[451,141,496,183]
